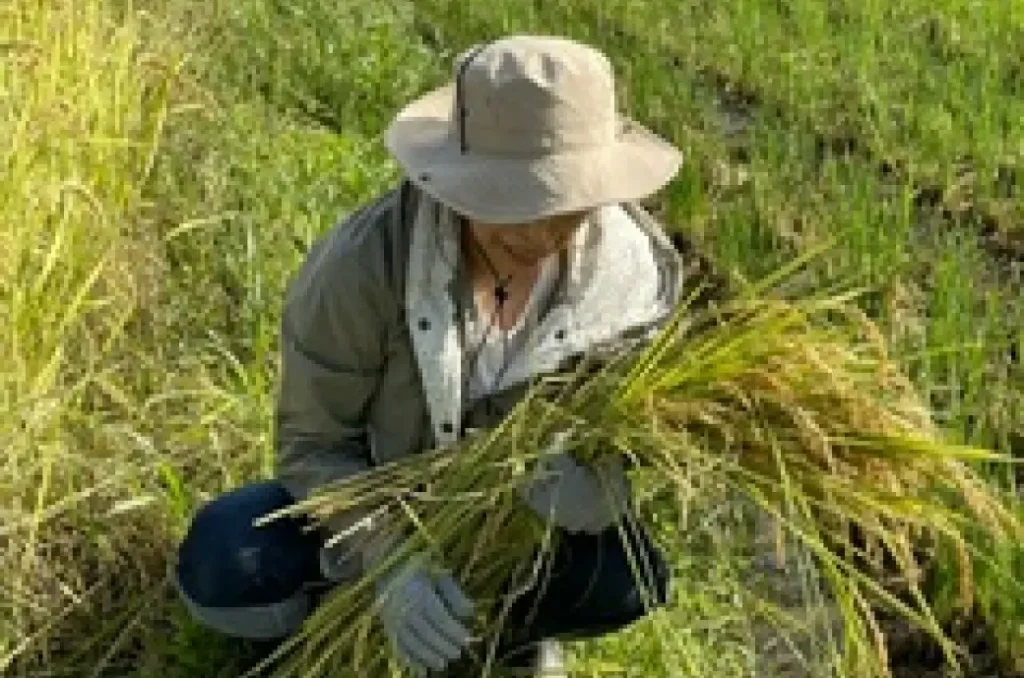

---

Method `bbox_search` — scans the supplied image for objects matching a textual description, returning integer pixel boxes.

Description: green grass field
[2,0,1021,676]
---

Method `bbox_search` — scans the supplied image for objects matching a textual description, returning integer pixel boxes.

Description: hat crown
[452,36,619,155]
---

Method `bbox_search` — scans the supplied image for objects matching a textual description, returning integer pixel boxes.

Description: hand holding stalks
[363,530,476,676]
[518,432,632,534]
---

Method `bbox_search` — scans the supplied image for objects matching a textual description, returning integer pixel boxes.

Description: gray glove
[374,555,475,675]
[519,436,631,534]
[320,511,477,675]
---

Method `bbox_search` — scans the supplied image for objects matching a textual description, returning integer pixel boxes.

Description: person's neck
[461,230,540,290]
[460,226,551,331]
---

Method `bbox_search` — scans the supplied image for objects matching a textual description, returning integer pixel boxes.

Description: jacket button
[418,318,431,331]
[554,329,566,340]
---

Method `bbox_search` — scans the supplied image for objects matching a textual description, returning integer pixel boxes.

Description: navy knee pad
[175,481,323,608]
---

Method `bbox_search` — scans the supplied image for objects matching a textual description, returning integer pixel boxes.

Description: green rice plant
[0,0,189,672]
[252,266,1021,678]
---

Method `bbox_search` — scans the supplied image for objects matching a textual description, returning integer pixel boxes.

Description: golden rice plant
[253,271,1021,678]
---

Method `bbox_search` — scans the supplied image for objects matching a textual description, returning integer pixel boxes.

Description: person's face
[467,211,588,269]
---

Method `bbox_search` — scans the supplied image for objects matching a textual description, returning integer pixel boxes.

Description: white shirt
[462,252,561,405]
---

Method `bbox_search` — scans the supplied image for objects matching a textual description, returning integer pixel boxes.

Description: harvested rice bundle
[256,289,1020,678]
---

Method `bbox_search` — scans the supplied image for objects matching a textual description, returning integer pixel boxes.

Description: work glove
[318,509,476,675]
[374,555,475,676]
[518,432,631,534]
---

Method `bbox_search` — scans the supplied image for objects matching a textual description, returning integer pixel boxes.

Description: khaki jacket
[273,179,714,537]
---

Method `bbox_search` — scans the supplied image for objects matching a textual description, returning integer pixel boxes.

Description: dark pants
[174,481,669,658]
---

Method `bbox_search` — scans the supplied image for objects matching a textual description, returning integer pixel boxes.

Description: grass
[1,0,1020,676]
[0,0,183,671]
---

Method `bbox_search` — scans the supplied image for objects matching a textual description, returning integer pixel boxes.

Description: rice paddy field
[1,0,1021,676]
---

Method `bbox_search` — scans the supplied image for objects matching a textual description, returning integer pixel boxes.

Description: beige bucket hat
[385,34,683,225]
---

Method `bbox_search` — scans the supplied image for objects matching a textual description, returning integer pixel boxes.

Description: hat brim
[385,83,683,225]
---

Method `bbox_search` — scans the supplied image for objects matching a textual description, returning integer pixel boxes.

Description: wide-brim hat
[385,34,683,225]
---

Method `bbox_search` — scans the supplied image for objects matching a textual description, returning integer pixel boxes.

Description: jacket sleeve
[273,208,395,540]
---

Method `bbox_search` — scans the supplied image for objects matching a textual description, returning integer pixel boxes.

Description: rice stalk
[256,284,1021,678]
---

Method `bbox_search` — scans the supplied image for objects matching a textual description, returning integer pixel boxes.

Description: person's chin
[504,248,546,267]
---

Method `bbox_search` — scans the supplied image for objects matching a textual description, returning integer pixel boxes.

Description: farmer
[174,35,720,676]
